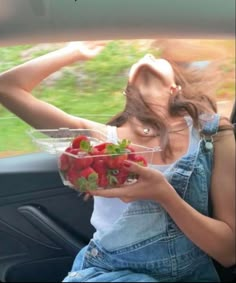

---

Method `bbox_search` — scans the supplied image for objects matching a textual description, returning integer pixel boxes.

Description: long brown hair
[107,59,229,160]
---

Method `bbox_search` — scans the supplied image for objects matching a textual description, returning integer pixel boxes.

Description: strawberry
[72,135,89,148]
[116,168,129,185]
[92,159,109,188]
[66,166,98,191]
[104,139,130,169]
[134,155,148,167]
[58,146,73,171]
[126,145,136,161]
[77,167,99,192]
[94,142,113,152]
[66,166,80,186]
[90,147,101,156]
[59,153,70,171]
[103,168,129,187]
[105,154,128,169]
[72,135,91,151]
[92,159,107,174]
[98,173,109,187]
[64,147,93,170]
[74,152,93,170]
[109,168,129,185]
[69,148,80,155]
[66,148,80,166]
[65,146,73,152]
[90,147,107,161]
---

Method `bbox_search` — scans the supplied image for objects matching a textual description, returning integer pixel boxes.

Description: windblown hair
[107,59,232,160]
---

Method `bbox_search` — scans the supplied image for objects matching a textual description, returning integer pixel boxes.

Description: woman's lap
[63,268,157,282]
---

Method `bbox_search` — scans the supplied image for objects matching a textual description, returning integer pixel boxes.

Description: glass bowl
[28,128,160,192]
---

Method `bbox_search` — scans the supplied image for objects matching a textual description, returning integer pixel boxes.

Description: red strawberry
[107,173,119,186]
[92,159,109,188]
[94,142,113,152]
[66,166,80,186]
[64,148,92,169]
[92,143,116,163]
[134,155,148,167]
[65,146,73,153]
[98,173,109,187]
[110,168,129,185]
[126,145,136,161]
[74,153,93,170]
[90,147,106,161]
[90,147,101,156]
[59,153,70,171]
[77,167,98,192]
[72,135,90,150]
[67,148,80,166]
[92,159,107,174]
[58,146,73,171]
[68,148,80,155]
[103,140,130,169]
[105,154,128,169]
[117,168,129,185]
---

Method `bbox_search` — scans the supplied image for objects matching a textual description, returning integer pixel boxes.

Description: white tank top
[92,118,197,238]
[91,125,171,239]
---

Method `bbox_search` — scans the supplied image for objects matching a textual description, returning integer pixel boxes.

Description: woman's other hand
[66,41,108,60]
[89,160,174,204]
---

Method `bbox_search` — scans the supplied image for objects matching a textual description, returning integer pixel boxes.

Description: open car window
[0,0,235,158]
[0,39,235,158]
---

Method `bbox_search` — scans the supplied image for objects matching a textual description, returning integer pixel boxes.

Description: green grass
[0,118,35,152]
[0,45,33,72]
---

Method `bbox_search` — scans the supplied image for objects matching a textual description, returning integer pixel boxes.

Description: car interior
[0,0,235,282]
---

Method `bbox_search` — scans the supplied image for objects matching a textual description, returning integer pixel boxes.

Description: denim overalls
[64,114,221,282]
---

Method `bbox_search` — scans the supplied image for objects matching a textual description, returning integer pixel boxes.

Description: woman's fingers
[89,187,131,198]
[88,161,161,201]
[66,40,108,59]
[89,162,153,198]
[123,160,151,178]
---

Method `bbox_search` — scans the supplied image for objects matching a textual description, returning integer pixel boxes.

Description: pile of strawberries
[58,135,148,192]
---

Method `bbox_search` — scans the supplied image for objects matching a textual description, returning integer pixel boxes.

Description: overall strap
[200,113,221,136]
[199,114,221,150]
[199,114,221,217]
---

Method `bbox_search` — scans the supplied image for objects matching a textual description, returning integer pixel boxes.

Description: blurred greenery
[0,40,235,157]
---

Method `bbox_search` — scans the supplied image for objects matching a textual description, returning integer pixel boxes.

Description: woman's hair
[107,58,232,161]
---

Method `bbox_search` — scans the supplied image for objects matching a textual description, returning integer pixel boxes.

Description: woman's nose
[144,54,156,60]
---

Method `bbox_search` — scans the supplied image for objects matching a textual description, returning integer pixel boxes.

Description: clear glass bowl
[27,128,107,154]
[28,128,160,192]
[59,143,155,192]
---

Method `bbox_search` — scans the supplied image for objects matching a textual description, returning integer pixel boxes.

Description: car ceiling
[0,0,235,46]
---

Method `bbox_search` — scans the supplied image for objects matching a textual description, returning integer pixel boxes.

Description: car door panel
[0,153,95,282]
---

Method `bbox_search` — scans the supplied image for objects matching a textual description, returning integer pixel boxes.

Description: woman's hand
[66,41,108,60]
[89,160,174,204]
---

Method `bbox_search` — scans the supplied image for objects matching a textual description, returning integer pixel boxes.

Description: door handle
[18,204,86,256]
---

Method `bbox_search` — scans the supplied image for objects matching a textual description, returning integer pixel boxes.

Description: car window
[0,39,235,158]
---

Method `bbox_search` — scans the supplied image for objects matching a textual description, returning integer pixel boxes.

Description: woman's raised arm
[0,42,106,130]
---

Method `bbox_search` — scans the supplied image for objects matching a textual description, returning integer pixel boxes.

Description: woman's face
[127,55,176,109]
[129,54,175,88]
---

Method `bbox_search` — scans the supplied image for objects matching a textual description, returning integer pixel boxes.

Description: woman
[0,42,235,282]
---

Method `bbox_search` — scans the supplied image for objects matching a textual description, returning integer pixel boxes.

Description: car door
[0,151,95,282]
